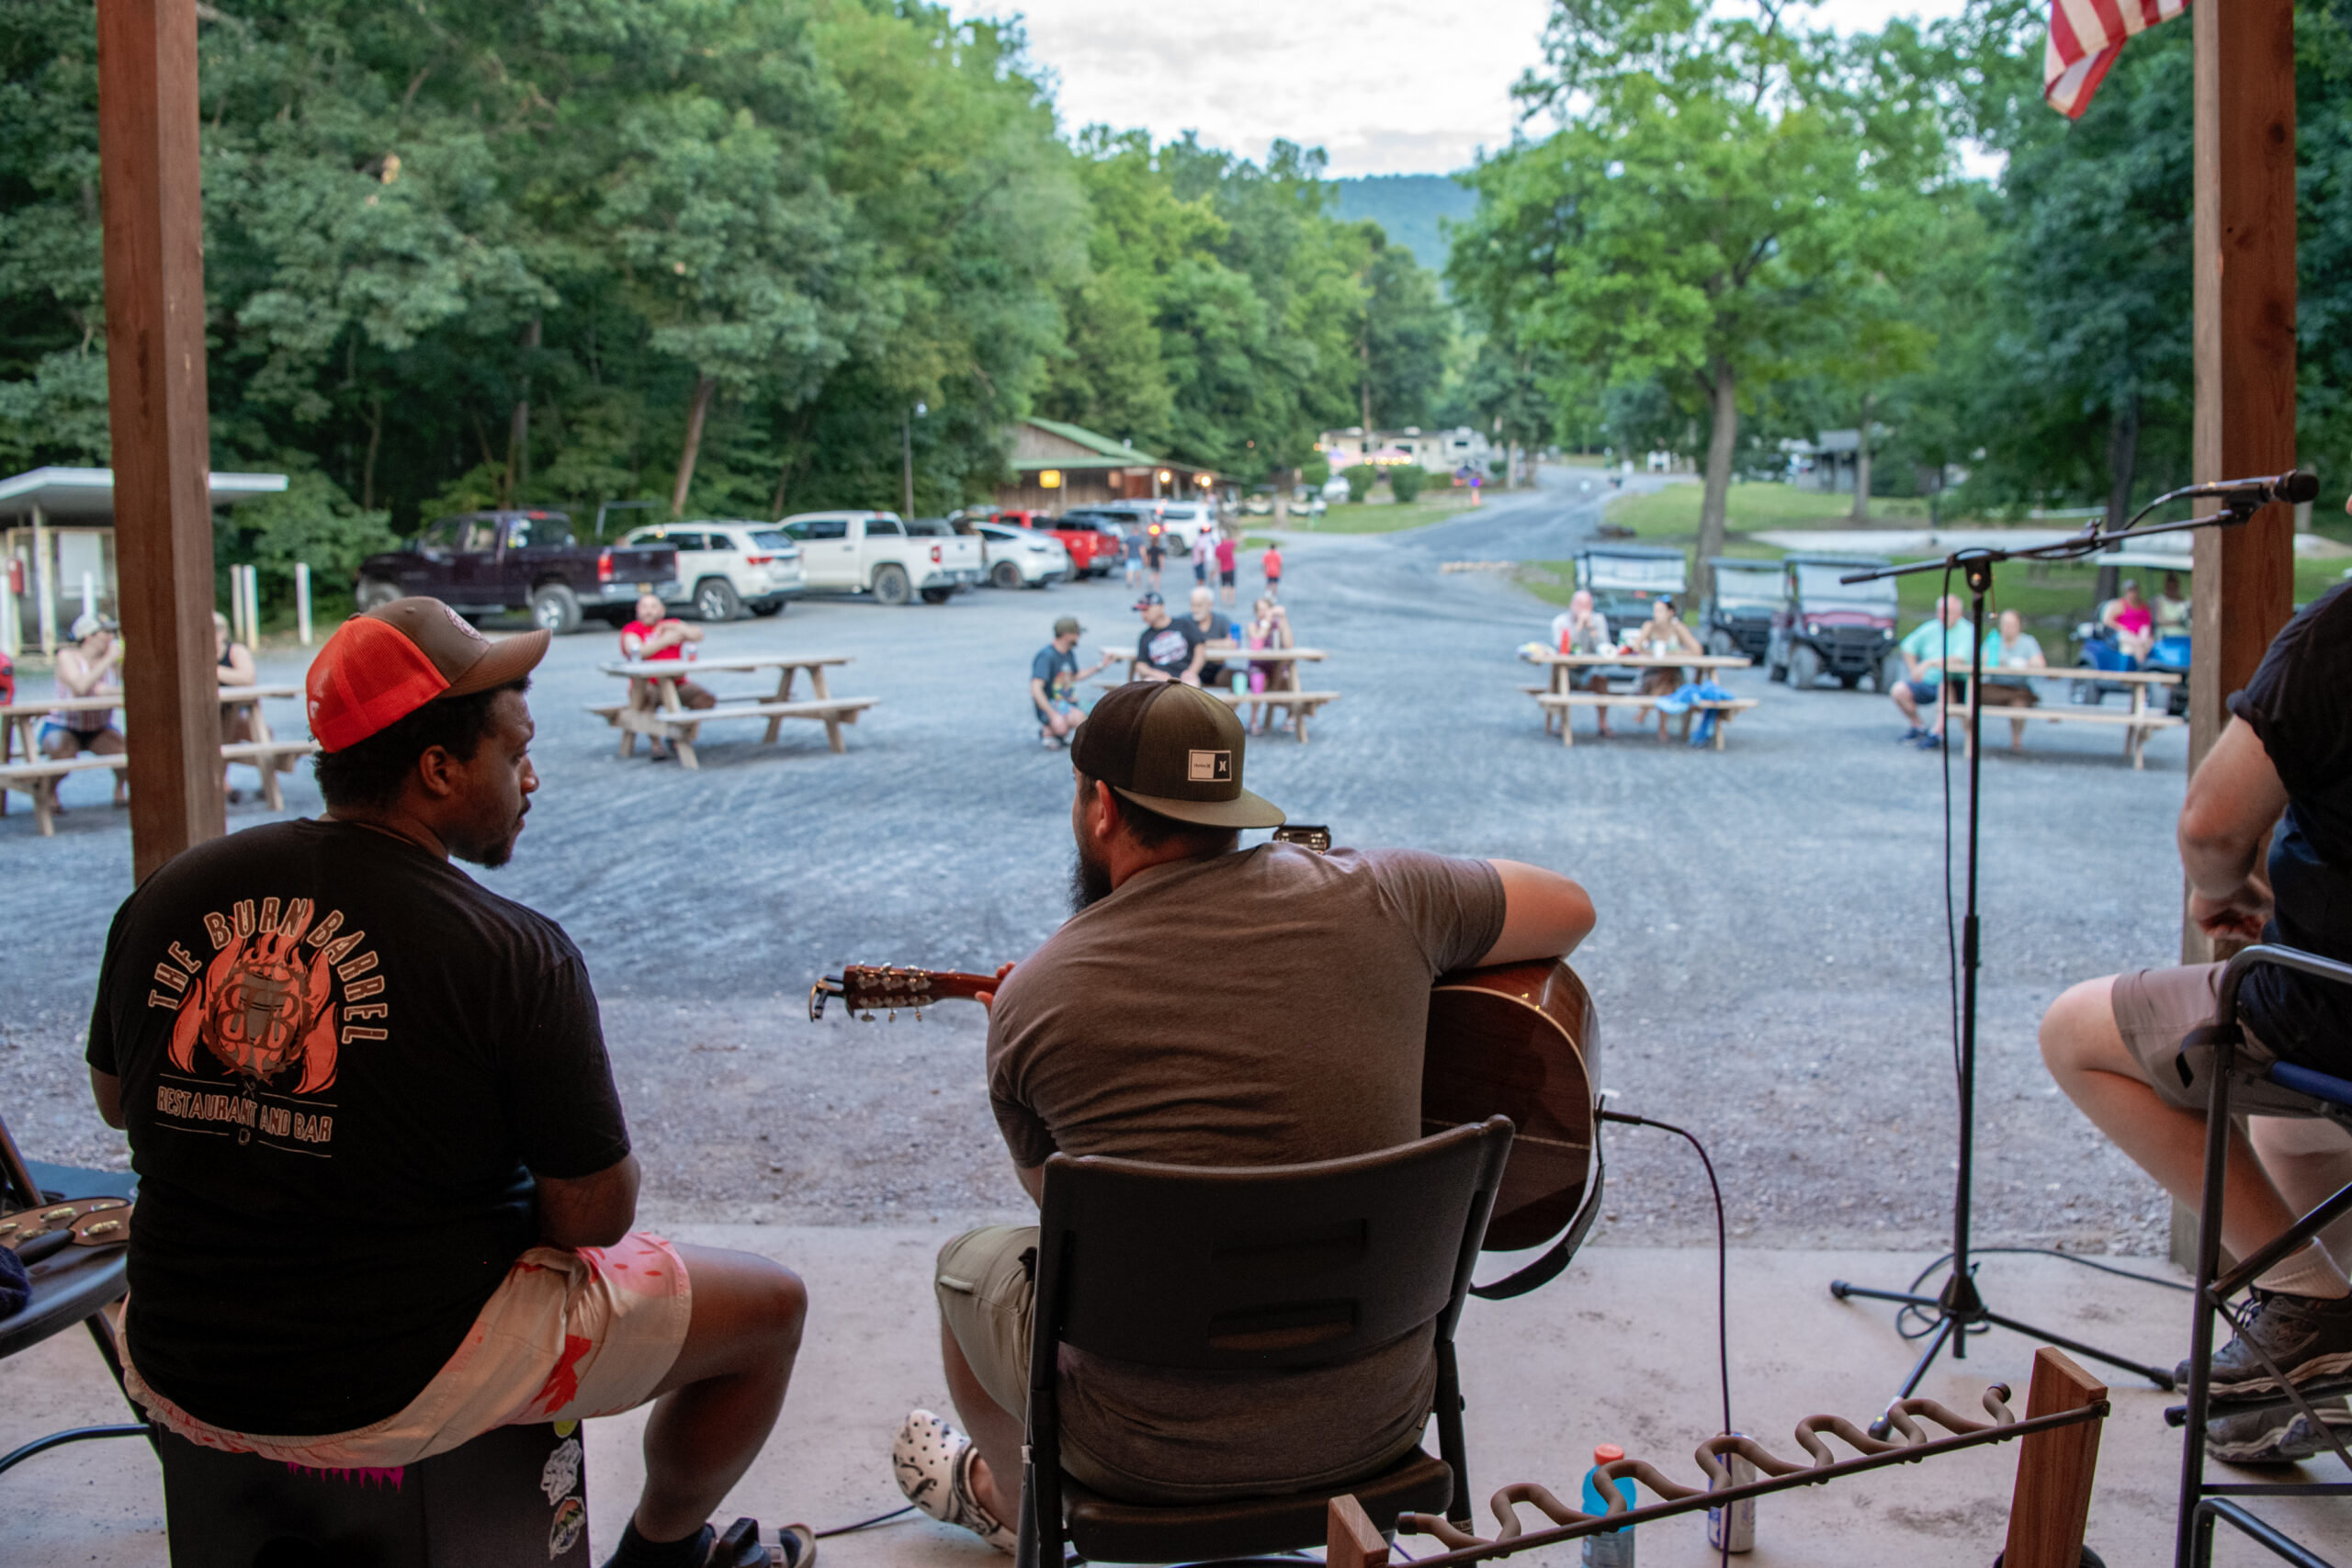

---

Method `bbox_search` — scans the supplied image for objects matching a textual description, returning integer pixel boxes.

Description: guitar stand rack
[1327,1348,2112,1568]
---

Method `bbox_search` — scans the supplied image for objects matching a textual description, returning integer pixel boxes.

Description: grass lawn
[1308,490,1485,534]
[1602,480,1934,543]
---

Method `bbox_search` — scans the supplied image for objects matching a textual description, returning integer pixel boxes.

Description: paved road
[0,468,2196,1256]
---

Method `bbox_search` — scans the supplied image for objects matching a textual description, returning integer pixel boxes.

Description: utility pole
[901,400,926,516]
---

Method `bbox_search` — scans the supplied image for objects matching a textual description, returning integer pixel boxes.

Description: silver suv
[621,521,808,620]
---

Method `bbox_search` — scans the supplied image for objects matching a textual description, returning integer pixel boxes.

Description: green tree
[1361,236,1453,430]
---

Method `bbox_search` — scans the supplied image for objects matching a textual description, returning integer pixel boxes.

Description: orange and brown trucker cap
[306,597,548,752]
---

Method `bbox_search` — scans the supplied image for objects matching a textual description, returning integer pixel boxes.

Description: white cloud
[974,0,1991,176]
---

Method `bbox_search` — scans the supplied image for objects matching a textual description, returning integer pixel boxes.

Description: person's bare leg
[940,1318,1023,1523]
[2250,1119,2352,1265]
[95,729,127,805]
[2010,716,2027,752]
[2041,977,2302,1259]
[628,1244,808,1543]
[1893,683,1920,728]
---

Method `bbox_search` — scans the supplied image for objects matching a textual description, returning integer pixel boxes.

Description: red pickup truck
[975,509,1121,579]
[356,510,682,634]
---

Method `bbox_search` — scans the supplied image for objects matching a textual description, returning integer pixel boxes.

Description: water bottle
[1706,1433,1756,1552]
[1580,1443,1636,1567]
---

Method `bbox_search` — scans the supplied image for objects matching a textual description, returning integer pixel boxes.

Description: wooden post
[2001,1348,2108,1568]
[33,503,55,656]
[97,0,225,881]
[1326,1495,1389,1568]
[2183,0,2298,966]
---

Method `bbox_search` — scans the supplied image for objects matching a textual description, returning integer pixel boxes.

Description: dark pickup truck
[355,510,682,635]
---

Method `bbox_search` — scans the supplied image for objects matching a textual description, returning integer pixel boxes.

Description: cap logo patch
[1188,750,1232,783]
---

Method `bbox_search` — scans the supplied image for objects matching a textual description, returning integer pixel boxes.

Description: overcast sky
[979,0,1980,177]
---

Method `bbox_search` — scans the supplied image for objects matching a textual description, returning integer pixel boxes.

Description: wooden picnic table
[1523,650,1758,749]
[0,682,314,831]
[593,653,875,768]
[1931,660,2182,768]
[1096,645,1340,742]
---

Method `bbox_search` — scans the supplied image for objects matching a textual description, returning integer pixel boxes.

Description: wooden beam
[97,0,224,881]
[1326,1495,1389,1568]
[2000,1348,2108,1568]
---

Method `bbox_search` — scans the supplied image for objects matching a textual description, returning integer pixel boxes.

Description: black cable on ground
[1891,1244,2194,1342]
[1600,1107,1733,1564]
[812,1504,915,1539]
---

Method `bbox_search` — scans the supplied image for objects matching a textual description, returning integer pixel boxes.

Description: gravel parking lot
[0,469,2198,1256]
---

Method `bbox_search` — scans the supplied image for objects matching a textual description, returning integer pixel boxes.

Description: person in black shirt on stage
[2042,581,2352,1461]
[86,598,814,1568]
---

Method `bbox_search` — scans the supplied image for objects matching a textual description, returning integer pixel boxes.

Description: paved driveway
[0,469,2193,1253]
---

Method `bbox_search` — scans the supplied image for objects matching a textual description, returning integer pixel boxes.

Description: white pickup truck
[779,511,982,604]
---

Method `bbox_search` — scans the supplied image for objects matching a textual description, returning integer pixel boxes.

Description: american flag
[2044,0,2194,118]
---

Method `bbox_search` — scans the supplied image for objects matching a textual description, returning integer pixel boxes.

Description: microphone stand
[1827,495,2271,1427]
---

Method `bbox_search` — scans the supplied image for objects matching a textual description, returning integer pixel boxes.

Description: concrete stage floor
[6,1235,2343,1566]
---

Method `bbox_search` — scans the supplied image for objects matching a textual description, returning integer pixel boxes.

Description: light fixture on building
[1156,469,1172,485]
[1039,469,1062,489]
[1193,472,1213,489]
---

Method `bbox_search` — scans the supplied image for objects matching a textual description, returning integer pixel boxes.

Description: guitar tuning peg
[860,1010,876,1022]
[888,1009,897,1021]
[914,1009,923,1021]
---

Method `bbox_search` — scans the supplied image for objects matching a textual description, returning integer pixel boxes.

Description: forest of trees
[7,0,2350,602]
[0,0,1458,593]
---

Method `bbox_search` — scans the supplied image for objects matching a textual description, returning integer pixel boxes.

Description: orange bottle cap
[1594,1444,1624,1463]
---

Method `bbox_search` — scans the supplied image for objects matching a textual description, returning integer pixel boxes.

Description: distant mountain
[1331,174,1480,276]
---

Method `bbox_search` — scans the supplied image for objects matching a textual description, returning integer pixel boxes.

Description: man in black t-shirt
[1132,592,1205,684]
[87,598,813,1568]
[2042,583,2352,1459]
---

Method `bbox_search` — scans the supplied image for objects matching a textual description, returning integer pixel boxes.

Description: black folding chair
[1013,1116,1514,1568]
[2174,944,2352,1567]
[0,1108,149,1477]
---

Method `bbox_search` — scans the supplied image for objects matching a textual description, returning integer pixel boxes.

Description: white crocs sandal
[892,1408,1017,1553]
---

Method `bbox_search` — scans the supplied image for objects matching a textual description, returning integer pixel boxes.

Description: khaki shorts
[2113,963,2342,1118]
[1978,682,2039,707]
[126,1232,693,1469]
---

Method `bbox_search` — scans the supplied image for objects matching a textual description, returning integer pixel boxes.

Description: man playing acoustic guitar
[890,680,1596,1548]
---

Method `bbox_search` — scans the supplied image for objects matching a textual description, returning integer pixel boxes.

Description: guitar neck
[810,964,1001,1020]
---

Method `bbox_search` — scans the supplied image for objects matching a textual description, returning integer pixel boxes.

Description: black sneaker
[2182,1289,2352,1397]
[2207,1395,2352,1464]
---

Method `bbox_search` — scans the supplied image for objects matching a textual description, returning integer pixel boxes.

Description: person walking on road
[1262,542,1283,601]
[1215,533,1238,607]
[1122,525,1144,591]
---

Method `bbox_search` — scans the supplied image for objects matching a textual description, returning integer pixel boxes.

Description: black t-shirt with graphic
[1136,617,1204,680]
[85,818,629,1436]
[2226,582,2352,1070]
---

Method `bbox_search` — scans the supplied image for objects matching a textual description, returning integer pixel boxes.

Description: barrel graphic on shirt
[153,897,372,1096]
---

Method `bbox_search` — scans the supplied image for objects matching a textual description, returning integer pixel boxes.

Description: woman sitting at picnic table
[619,592,716,763]
[1630,597,1703,740]
[2102,579,2156,664]
[213,611,260,803]
[1241,598,1293,735]
[1980,607,2047,753]
[40,612,127,808]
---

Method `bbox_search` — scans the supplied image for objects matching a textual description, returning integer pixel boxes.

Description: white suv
[971,522,1074,588]
[1151,501,1221,557]
[620,520,807,620]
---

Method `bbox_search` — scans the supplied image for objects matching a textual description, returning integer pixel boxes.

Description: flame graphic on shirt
[168,908,340,1093]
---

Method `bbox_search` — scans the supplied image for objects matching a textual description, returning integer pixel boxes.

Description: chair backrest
[1034,1118,1513,1372]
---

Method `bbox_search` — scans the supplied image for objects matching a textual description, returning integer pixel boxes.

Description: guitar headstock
[808,964,993,1021]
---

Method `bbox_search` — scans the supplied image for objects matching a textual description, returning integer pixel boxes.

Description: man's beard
[1069,841,1114,913]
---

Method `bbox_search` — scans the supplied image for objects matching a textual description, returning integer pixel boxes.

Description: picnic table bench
[592,654,876,769]
[1096,645,1339,742]
[0,684,317,834]
[1523,650,1758,749]
[1935,661,2182,768]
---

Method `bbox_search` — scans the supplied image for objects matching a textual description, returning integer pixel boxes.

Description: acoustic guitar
[810,959,1602,1299]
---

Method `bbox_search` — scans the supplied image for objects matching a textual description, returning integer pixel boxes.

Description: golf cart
[1575,544,1690,628]
[1702,557,1783,660]
[1769,555,1901,690]
[2074,547,2191,714]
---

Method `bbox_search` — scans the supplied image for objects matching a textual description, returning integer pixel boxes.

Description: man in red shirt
[619,593,715,762]
[1214,532,1238,607]
[1262,543,1283,601]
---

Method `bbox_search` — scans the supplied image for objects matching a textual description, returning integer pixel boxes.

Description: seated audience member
[890,682,1595,1546]
[1549,590,1618,738]
[1188,586,1236,689]
[2102,579,2156,664]
[214,611,261,803]
[2155,570,2191,637]
[1630,597,1702,740]
[1032,615,1109,749]
[1979,608,2045,752]
[1132,592,1205,685]
[41,612,127,808]
[87,598,814,1568]
[620,592,714,762]
[1890,595,1973,749]
[1241,598,1293,736]
[2041,583,2352,1461]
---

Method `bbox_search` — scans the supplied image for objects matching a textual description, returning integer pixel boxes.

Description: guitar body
[1422,960,1600,1253]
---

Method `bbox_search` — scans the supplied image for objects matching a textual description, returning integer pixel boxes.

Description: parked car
[1152,501,1220,556]
[1574,544,1689,627]
[618,520,806,621]
[779,510,982,604]
[356,509,681,635]
[1320,475,1353,503]
[1291,488,1328,518]
[1702,556,1782,660]
[1242,492,1275,516]
[1767,555,1899,690]
[976,509,1120,577]
[967,521,1073,589]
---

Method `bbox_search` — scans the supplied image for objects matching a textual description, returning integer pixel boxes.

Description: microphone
[2168,470,2321,508]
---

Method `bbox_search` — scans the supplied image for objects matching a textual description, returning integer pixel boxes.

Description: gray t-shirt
[988,843,1506,1494]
